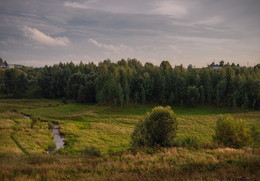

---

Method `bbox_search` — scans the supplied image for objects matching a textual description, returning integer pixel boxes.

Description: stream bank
[23,114,65,152]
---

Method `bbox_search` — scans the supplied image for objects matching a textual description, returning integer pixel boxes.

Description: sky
[0,0,260,67]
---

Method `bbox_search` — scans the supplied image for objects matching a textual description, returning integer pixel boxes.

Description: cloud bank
[23,26,70,46]
[0,0,259,67]
[88,38,127,52]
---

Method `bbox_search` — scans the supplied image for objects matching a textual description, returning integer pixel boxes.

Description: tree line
[0,58,259,109]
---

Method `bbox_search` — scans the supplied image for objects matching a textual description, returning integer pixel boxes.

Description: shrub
[47,142,56,152]
[174,136,201,149]
[214,115,252,148]
[83,146,101,157]
[131,106,177,147]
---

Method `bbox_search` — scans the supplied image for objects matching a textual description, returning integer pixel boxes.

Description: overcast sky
[0,0,260,67]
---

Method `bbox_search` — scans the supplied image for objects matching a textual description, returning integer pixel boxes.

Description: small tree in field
[131,106,177,147]
[214,115,252,148]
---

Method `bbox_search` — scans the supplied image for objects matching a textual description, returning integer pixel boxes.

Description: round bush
[131,106,177,147]
[214,115,252,148]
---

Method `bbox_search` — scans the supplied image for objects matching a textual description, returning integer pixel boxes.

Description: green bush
[131,106,177,147]
[214,115,252,148]
[47,142,56,152]
[82,146,101,157]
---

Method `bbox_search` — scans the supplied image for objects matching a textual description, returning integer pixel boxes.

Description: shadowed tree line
[0,58,259,109]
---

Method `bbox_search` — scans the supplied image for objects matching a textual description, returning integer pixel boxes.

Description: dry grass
[0,115,54,155]
[0,147,259,180]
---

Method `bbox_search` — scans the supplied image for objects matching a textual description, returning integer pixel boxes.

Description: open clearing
[0,99,259,180]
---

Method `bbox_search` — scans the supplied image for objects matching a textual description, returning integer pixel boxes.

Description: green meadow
[0,99,259,180]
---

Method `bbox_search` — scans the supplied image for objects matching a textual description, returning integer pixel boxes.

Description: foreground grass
[0,147,259,180]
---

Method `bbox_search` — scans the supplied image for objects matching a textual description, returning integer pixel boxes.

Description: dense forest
[0,58,259,109]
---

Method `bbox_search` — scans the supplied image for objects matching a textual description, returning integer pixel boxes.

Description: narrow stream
[24,115,30,119]
[23,115,64,151]
[52,125,64,150]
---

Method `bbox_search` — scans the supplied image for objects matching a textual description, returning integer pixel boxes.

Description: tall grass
[0,147,259,180]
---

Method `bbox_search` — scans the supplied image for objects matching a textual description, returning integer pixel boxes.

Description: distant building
[212,65,222,70]
[13,64,24,68]
[7,64,15,69]
[0,61,8,68]
[0,63,24,69]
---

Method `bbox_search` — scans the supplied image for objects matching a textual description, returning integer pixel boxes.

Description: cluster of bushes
[83,105,253,157]
[132,106,254,149]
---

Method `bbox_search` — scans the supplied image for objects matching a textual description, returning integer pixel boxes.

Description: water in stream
[24,115,30,119]
[53,125,64,150]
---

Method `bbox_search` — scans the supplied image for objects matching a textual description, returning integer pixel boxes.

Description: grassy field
[0,99,259,180]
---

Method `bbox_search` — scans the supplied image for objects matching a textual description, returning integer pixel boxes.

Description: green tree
[68,72,86,100]
[201,70,213,104]
[4,69,15,95]
[134,91,139,104]
[38,66,52,98]
[140,85,146,104]
[159,75,166,105]
[131,106,177,147]
[168,92,174,105]
[216,88,220,107]
[0,69,5,95]
[115,83,124,106]
[219,60,224,67]
[216,80,226,106]
[199,86,205,104]
[4,68,28,98]
[77,85,87,103]
[13,71,28,98]
[187,85,199,106]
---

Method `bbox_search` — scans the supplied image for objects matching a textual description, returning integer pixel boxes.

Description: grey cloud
[23,26,70,46]
[88,38,127,52]
[0,0,259,67]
